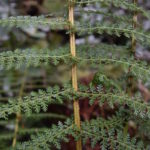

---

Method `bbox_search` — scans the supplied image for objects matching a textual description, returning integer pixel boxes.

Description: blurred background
[0,0,150,149]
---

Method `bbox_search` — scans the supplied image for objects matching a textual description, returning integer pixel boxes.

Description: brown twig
[69,0,82,150]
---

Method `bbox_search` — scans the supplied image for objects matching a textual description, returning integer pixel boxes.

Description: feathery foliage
[0,84,72,119]
[17,119,76,150]
[81,118,145,150]
[0,48,71,69]
[72,0,150,19]
[0,45,150,81]
[0,0,150,149]
[75,24,150,46]
[1,82,150,119]
[0,16,68,28]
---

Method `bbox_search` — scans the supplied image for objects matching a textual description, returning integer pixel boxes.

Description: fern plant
[0,0,150,149]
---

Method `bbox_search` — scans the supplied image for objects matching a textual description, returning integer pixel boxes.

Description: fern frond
[76,56,149,81]
[77,85,150,118]
[0,48,71,70]
[17,116,138,150]
[82,115,125,130]
[1,84,150,119]
[0,44,129,70]
[0,85,72,119]
[1,0,150,149]
[0,16,68,28]
[1,45,149,81]
[1,82,146,119]
[81,118,144,150]
[72,0,150,19]
[75,24,150,46]
[17,115,124,150]
[92,73,122,91]
[17,119,76,150]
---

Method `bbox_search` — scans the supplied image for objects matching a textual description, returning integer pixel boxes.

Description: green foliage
[0,16,68,28]
[73,0,150,19]
[0,85,72,119]
[0,45,149,81]
[81,118,144,150]
[0,48,71,69]
[76,83,150,118]
[77,54,150,81]
[0,0,150,149]
[75,24,150,46]
[17,119,76,150]
[1,82,150,119]
[17,116,145,150]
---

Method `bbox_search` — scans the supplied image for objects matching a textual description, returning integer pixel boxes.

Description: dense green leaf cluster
[0,45,149,81]
[0,48,71,69]
[81,117,145,150]
[17,119,76,150]
[17,116,146,150]
[0,0,150,149]
[1,82,150,119]
[0,85,72,119]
